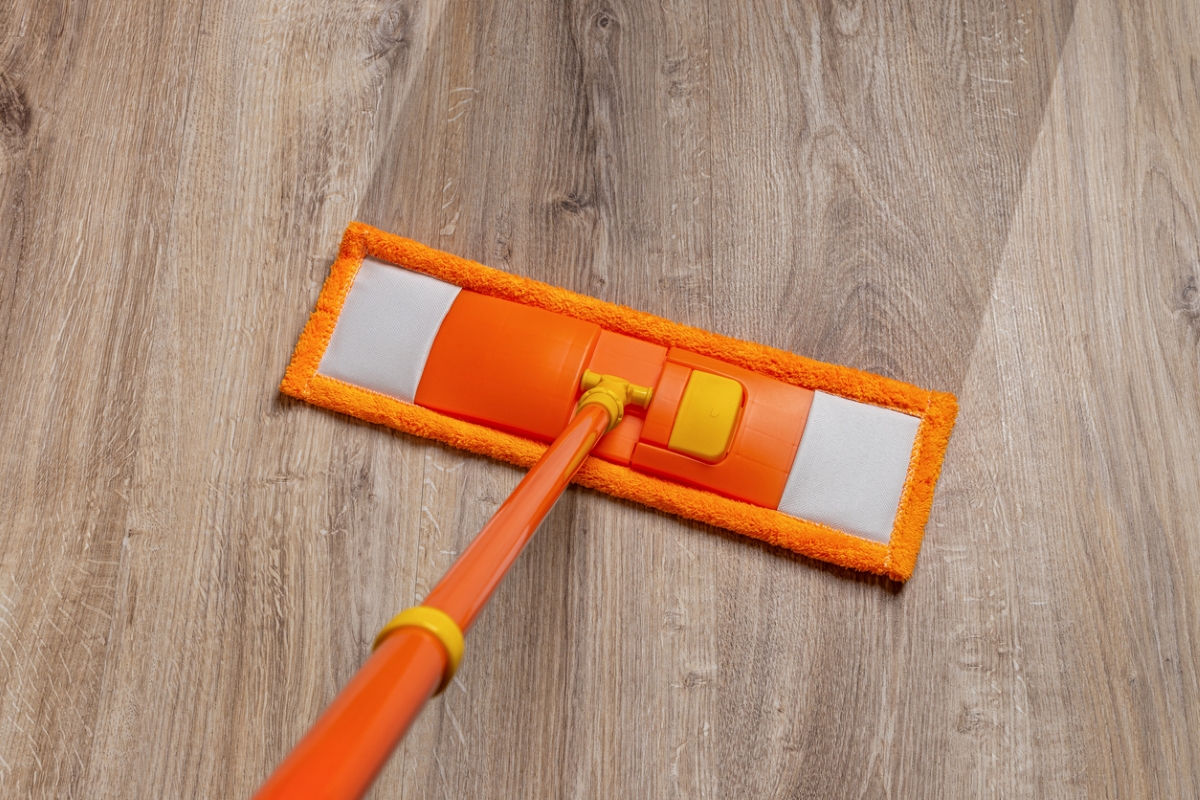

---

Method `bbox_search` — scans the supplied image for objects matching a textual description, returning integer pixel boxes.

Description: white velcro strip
[777,391,921,544]
[317,256,461,403]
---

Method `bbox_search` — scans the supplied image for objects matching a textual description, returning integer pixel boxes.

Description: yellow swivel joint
[576,370,654,432]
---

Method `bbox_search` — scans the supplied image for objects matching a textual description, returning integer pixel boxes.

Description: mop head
[282,223,957,581]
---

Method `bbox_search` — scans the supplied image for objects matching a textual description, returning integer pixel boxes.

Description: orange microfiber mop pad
[282,222,957,581]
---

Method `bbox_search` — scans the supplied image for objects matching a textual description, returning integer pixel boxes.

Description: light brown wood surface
[1,0,1197,796]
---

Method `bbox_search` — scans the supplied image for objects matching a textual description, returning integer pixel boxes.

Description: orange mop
[254,222,957,799]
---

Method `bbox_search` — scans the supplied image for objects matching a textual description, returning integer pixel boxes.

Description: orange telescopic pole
[254,373,650,800]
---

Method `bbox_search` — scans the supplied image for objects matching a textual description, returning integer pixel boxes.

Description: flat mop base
[282,222,957,581]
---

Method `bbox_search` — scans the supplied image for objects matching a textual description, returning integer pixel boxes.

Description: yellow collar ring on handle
[373,606,464,695]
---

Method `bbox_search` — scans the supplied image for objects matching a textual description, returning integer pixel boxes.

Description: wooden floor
[1,0,1198,797]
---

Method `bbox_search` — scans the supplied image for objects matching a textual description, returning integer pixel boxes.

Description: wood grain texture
[0,0,1197,797]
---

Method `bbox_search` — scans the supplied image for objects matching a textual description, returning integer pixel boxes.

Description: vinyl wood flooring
[1,0,1198,797]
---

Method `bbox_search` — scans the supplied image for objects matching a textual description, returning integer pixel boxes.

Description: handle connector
[576,370,654,432]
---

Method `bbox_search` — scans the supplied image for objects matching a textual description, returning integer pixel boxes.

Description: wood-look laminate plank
[936,0,1200,794]
[0,3,208,794]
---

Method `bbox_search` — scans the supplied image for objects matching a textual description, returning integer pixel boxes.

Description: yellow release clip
[667,370,744,462]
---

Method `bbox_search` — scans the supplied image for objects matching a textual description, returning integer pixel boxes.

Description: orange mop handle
[254,372,649,800]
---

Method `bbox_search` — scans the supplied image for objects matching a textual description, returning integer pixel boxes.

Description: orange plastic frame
[281,222,958,581]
